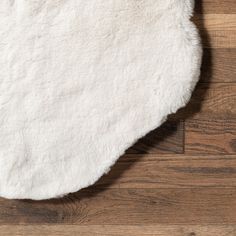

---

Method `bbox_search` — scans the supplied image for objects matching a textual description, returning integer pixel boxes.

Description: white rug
[0,0,202,200]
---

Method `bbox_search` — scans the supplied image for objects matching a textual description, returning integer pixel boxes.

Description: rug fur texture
[0,0,202,200]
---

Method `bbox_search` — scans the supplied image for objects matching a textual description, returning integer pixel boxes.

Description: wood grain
[201,30,236,48]
[200,49,236,83]
[194,14,236,31]
[1,225,236,236]
[195,0,236,14]
[1,188,236,224]
[95,154,236,188]
[184,83,236,154]
[185,118,236,154]
[181,83,236,118]
[193,14,236,48]
[127,121,184,154]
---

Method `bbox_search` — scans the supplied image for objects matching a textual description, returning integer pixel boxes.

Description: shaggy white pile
[0,0,202,200]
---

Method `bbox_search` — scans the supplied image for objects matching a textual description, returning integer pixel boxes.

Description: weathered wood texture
[0,1,235,235]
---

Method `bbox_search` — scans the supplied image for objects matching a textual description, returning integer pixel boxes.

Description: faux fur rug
[0,0,202,200]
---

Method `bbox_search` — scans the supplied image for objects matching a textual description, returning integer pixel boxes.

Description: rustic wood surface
[1,1,236,235]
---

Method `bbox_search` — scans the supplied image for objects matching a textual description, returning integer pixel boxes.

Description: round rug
[0,0,202,200]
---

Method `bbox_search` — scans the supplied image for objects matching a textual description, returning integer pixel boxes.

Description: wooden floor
[1,1,236,235]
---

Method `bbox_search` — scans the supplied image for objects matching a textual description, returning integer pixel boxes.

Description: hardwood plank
[194,14,236,31]
[200,49,236,83]
[127,120,184,154]
[200,30,236,48]
[95,154,236,188]
[195,0,236,14]
[184,83,236,154]
[182,83,236,118]
[1,225,236,236]
[192,14,236,48]
[186,118,236,154]
[0,188,236,224]
[201,30,236,48]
